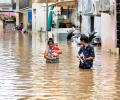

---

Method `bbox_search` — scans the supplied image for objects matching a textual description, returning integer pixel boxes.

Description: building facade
[78,0,120,55]
[32,0,78,33]
[100,0,118,55]
[32,0,58,32]
[16,0,32,30]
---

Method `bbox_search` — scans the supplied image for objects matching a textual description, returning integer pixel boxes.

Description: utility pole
[46,0,48,41]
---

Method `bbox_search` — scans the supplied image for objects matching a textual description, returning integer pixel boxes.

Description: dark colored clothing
[78,44,95,69]
[16,24,23,31]
[3,19,6,29]
[18,24,23,30]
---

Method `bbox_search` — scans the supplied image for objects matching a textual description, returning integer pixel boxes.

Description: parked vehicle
[91,32,101,45]
[92,37,101,45]
[71,32,101,46]
[67,27,75,41]
[89,32,97,42]
[72,33,81,45]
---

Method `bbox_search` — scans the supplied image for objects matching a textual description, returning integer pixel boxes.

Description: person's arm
[44,49,52,60]
[44,48,55,60]
[85,46,95,61]
[77,46,82,59]
[85,56,95,60]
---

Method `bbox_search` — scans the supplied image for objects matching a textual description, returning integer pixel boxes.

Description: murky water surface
[0,30,120,100]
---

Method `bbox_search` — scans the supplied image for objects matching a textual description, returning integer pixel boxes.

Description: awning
[0,10,14,12]
[0,12,15,16]
[32,0,77,8]
[32,0,58,3]
[55,1,77,8]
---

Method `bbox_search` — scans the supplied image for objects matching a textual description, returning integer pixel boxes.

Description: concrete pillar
[15,0,20,25]
[23,11,28,30]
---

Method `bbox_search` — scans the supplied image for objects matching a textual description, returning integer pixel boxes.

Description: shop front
[52,1,78,28]
[49,0,79,43]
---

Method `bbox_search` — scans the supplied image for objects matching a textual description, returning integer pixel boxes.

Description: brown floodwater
[0,30,120,100]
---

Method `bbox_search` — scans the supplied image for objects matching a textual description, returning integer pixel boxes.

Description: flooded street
[0,30,120,100]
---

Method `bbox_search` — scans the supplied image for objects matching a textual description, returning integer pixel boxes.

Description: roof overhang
[32,0,56,3]
[0,10,14,12]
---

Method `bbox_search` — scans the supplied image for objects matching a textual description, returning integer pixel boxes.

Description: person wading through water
[44,39,62,63]
[77,34,95,69]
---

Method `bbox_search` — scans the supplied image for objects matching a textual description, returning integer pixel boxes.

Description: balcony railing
[55,0,77,8]
[19,0,32,10]
[78,0,101,16]
[93,0,101,16]
[99,0,110,13]
[81,0,94,15]
[32,0,58,3]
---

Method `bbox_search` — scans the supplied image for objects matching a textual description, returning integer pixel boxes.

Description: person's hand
[77,55,81,60]
[52,52,59,57]
[80,56,84,60]
[51,57,56,60]
[77,55,85,61]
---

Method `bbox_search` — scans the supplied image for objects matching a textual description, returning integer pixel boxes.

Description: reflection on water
[0,31,120,100]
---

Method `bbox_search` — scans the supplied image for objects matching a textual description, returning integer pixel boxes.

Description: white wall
[81,16,101,36]
[101,0,118,54]
[32,3,46,33]
[82,16,90,34]
[70,8,80,27]
[94,16,101,36]
[101,13,116,50]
